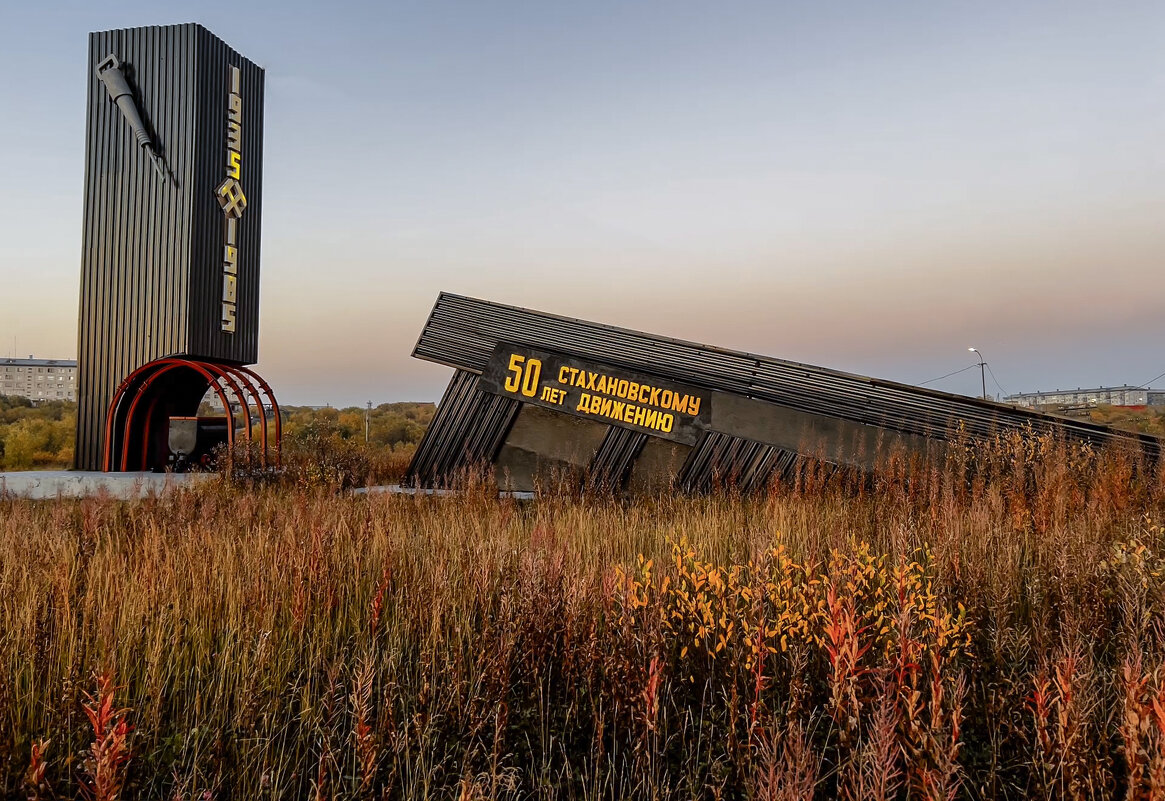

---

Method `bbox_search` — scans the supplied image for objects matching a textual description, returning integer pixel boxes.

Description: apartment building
[0,357,78,402]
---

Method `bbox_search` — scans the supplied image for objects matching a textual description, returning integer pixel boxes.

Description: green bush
[0,398,75,470]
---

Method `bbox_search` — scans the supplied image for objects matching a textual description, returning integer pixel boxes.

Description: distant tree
[0,411,75,469]
[1087,404,1165,437]
[0,398,433,472]
[280,403,435,449]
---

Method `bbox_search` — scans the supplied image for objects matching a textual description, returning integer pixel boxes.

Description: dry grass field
[3,433,1165,799]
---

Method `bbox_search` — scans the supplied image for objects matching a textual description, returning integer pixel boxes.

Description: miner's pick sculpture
[95,54,169,182]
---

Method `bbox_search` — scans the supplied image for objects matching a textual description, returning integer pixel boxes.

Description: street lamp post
[968,348,987,400]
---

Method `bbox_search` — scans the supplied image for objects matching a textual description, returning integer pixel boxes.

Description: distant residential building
[1005,385,1165,409]
[202,390,279,419]
[0,356,78,402]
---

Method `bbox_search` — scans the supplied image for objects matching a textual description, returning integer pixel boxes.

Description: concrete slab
[0,471,213,500]
[494,405,609,492]
[354,484,535,500]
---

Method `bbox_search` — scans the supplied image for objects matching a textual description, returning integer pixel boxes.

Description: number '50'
[504,354,542,397]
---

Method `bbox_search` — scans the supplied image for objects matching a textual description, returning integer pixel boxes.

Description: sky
[1,1,1163,406]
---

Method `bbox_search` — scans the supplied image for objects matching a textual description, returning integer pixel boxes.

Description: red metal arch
[213,363,282,467]
[106,359,209,470]
[215,364,268,466]
[232,364,283,466]
[120,361,255,471]
[101,356,282,472]
[105,359,237,471]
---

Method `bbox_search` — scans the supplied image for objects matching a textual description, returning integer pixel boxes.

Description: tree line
[0,398,435,471]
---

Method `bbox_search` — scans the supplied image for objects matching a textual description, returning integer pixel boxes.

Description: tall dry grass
[1,432,1164,799]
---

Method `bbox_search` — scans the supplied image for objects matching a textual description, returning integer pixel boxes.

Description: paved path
[0,471,212,499]
[354,484,535,500]
[2,473,534,500]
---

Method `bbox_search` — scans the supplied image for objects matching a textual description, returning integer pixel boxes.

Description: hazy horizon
[2,1,1163,406]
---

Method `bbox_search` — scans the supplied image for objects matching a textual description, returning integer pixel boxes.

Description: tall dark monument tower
[76,24,277,470]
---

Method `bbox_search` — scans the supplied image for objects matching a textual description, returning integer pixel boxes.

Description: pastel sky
[1,1,1163,405]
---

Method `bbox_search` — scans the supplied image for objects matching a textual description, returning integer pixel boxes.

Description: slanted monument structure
[406,293,1160,493]
[74,23,279,471]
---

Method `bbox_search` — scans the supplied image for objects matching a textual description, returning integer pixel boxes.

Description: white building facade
[1005,385,1165,409]
[0,357,78,402]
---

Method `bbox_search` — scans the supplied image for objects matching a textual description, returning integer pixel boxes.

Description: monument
[406,293,1160,493]
[74,24,279,471]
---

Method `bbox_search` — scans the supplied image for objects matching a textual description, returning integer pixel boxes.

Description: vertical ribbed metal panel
[405,371,520,487]
[677,432,800,494]
[187,27,264,362]
[75,24,264,470]
[588,427,648,490]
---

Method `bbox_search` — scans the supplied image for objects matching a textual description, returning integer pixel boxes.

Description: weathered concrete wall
[491,389,948,494]
[494,405,610,492]
[626,438,692,494]
[709,392,945,471]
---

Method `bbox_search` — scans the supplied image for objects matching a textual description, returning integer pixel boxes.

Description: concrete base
[354,484,535,500]
[0,471,213,499]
